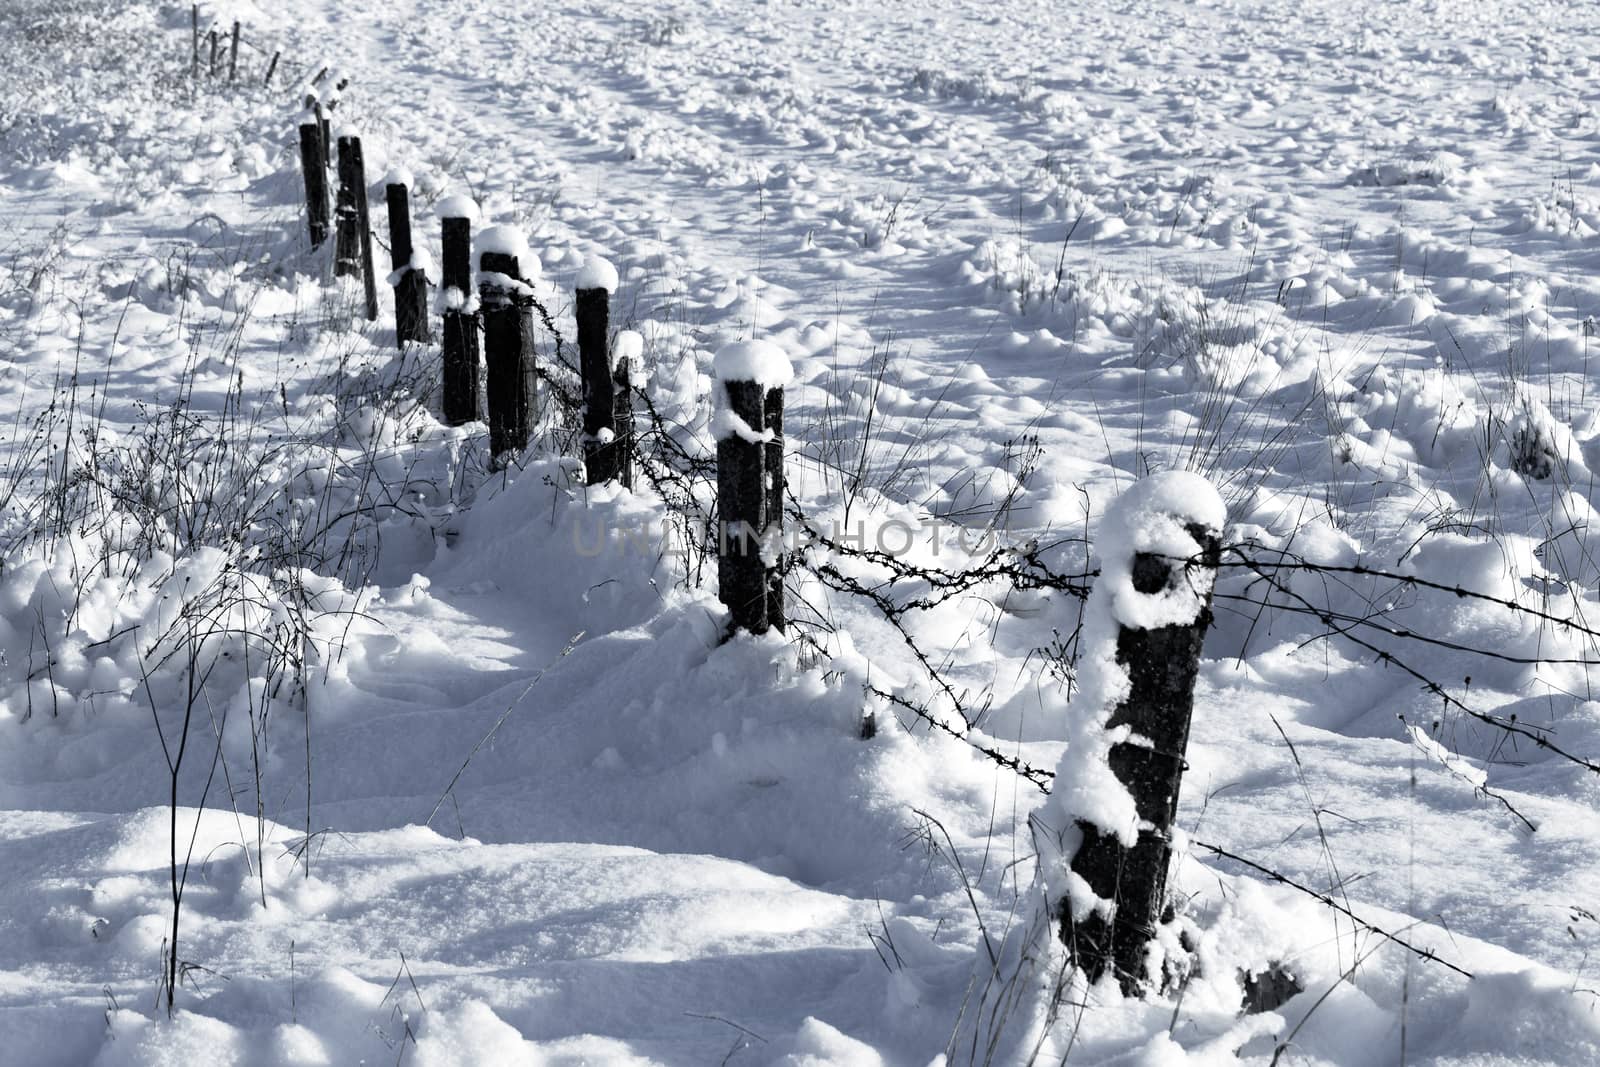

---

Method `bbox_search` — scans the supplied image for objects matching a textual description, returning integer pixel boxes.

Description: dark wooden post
[439,204,480,425]
[764,384,785,632]
[334,134,379,320]
[612,331,640,491]
[304,92,329,164]
[718,378,768,634]
[228,21,240,81]
[714,341,792,635]
[297,122,330,248]
[208,29,218,77]
[384,176,430,347]
[190,5,199,77]
[576,257,623,485]
[479,231,537,457]
[1056,477,1222,995]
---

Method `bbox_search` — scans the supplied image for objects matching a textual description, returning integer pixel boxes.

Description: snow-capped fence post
[334,134,379,320]
[478,229,538,458]
[297,122,330,249]
[576,257,626,486]
[384,175,431,347]
[228,21,240,82]
[1045,471,1223,996]
[304,92,329,163]
[438,201,480,426]
[714,342,793,635]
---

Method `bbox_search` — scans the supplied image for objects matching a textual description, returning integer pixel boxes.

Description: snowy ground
[3,0,1600,1063]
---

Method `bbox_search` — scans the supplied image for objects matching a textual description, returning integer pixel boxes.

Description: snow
[710,340,792,441]
[475,224,537,277]
[382,165,414,189]
[712,338,794,387]
[575,253,618,292]
[613,328,643,374]
[4,0,1600,1062]
[434,194,479,222]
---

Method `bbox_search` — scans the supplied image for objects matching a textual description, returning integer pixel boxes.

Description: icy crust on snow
[575,253,618,292]
[434,194,478,222]
[712,338,793,387]
[1037,471,1224,925]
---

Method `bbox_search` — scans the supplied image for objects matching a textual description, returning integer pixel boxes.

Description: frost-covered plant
[637,14,689,46]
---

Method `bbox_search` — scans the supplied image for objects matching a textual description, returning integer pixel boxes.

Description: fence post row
[334,134,379,321]
[1056,474,1222,995]
[438,200,481,426]
[714,341,792,635]
[576,257,631,488]
[298,119,330,249]
[478,229,537,457]
[384,174,431,347]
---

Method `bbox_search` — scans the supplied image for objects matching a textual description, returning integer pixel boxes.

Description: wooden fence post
[228,21,240,81]
[1052,472,1223,995]
[478,227,537,457]
[438,199,480,426]
[612,331,641,491]
[576,256,625,485]
[334,134,378,320]
[208,29,218,77]
[713,341,793,635]
[764,383,785,632]
[384,172,431,347]
[304,91,330,166]
[190,5,199,77]
[297,121,330,248]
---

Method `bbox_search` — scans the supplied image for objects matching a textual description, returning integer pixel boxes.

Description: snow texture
[712,338,794,387]
[474,224,536,277]
[5,0,1600,1063]
[613,328,644,375]
[434,193,479,222]
[576,253,619,292]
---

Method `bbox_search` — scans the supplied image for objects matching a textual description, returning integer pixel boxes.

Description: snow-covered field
[3,0,1600,1062]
